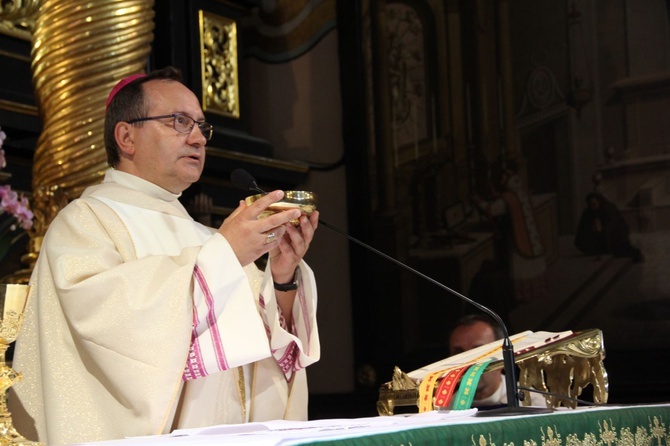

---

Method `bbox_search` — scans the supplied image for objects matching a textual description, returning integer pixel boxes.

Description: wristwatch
[273,277,298,291]
[274,270,298,291]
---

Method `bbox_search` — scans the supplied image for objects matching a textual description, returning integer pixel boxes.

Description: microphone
[231,168,266,195]
[230,169,552,417]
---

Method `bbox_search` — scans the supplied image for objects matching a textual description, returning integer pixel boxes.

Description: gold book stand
[377,329,608,415]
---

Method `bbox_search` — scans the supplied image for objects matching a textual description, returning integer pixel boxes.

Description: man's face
[449,321,497,355]
[449,321,502,401]
[121,80,207,193]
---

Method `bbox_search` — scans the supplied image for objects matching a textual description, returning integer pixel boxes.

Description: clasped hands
[218,190,319,284]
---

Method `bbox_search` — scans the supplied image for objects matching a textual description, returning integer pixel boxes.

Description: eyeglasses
[126,113,214,140]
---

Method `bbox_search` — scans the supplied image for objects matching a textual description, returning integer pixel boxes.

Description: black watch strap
[273,270,298,291]
[273,278,298,292]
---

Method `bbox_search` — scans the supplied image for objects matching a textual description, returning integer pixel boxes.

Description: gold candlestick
[0,284,41,445]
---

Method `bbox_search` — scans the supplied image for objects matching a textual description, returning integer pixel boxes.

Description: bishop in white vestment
[10,169,320,445]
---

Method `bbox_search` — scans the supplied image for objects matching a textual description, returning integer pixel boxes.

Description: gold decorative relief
[517,330,608,408]
[0,0,40,40]
[199,10,240,119]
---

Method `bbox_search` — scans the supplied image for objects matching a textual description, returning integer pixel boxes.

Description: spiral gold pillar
[12,0,155,281]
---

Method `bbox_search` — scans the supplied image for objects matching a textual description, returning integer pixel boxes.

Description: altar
[75,404,670,445]
[69,327,657,446]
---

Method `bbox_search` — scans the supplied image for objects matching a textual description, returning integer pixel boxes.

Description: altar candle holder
[0,284,42,445]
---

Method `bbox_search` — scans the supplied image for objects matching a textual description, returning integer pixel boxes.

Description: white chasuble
[10,169,320,446]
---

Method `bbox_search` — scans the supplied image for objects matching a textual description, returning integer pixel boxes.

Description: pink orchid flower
[0,127,35,233]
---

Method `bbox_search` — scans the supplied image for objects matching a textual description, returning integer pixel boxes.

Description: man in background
[449,314,547,408]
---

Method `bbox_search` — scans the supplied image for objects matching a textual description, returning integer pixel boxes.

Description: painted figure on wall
[574,192,643,263]
[472,168,547,305]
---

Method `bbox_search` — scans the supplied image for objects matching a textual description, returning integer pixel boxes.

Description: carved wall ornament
[0,0,40,40]
[199,10,240,119]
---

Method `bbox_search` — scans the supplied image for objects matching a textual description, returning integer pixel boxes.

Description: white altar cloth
[72,409,482,445]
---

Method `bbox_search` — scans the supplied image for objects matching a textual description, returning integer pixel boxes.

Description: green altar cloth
[304,404,670,446]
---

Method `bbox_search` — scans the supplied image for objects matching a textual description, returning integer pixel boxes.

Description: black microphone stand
[230,168,551,416]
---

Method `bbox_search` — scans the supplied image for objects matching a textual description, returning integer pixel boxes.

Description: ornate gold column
[15,0,155,280]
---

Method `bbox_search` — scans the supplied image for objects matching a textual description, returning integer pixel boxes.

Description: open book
[406,330,574,381]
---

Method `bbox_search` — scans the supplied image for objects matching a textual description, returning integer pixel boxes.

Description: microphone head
[230,168,257,191]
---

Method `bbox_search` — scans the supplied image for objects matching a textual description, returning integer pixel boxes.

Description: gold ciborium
[0,284,41,445]
[245,191,318,225]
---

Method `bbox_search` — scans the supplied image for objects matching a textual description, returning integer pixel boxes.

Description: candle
[498,76,504,131]
[466,84,473,144]
[392,91,398,168]
[432,96,437,153]
[498,76,506,159]
[414,102,419,159]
